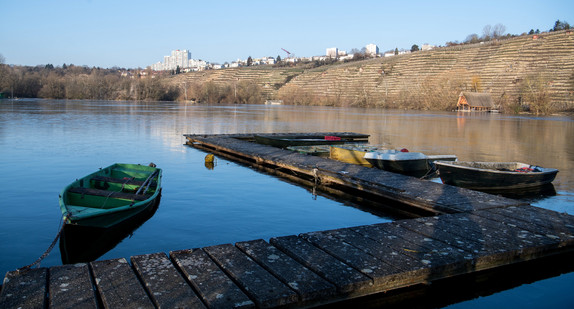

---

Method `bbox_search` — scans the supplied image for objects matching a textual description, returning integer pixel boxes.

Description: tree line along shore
[1,30,573,115]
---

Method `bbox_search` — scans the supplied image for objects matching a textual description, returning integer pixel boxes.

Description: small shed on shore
[457,92,494,111]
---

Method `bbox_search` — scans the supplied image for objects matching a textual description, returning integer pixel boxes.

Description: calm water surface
[1,99,573,307]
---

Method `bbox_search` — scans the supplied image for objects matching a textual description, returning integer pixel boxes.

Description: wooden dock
[184,133,526,215]
[2,133,573,308]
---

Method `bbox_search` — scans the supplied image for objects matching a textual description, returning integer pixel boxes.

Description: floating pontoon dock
[1,132,573,308]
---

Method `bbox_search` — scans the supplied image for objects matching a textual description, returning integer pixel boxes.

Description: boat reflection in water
[481,183,557,201]
[59,195,161,264]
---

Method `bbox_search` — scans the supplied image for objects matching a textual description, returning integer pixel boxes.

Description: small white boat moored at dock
[364,149,457,177]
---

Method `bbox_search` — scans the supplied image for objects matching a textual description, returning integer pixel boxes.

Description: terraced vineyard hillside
[172,30,574,111]
[171,65,303,101]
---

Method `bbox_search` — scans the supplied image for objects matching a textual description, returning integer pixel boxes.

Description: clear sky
[1,0,572,68]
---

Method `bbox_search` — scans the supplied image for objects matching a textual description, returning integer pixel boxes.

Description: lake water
[1,99,573,307]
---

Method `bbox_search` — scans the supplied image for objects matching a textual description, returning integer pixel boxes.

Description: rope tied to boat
[311,168,321,200]
[119,177,135,191]
[17,217,65,274]
[420,168,439,180]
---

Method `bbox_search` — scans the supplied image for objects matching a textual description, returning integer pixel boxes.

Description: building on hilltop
[150,49,208,72]
[151,61,162,71]
[339,54,354,61]
[189,59,208,71]
[326,47,339,58]
[172,49,191,69]
[366,44,379,56]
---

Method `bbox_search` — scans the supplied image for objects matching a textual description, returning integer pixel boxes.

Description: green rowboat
[59,163,162,228]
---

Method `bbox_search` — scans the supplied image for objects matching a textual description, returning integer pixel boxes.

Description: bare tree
[493,23,506,39]
[482,25,492,40]
[481,24,506,41]
[465,34,480,44]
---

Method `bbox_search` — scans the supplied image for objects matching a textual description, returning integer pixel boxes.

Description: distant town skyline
[151,43,385,71]
[1,0,572,68]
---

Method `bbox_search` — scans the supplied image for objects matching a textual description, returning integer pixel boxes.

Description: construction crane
[281,48,292,58]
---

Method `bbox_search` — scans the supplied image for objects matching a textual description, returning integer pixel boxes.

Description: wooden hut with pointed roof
[457,92,495,112]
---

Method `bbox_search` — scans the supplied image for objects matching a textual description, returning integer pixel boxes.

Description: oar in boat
[129,169,160,207]
[138,169,159,195]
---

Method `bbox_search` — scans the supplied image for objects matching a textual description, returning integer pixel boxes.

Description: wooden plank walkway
[2,206,574,308]
[184,133,527,215]
[2,132,573,308]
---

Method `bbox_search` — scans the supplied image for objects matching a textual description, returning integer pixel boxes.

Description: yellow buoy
[205,154,215,163]
[204,154,216,170]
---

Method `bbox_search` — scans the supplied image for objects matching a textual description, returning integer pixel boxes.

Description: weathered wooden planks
[0,268,46,309]
[49,263,97,309]
[482,205,574,241]
[131,252,205,308]
[236,239,336,303]
[301,231,409,288]
[2,207,574,309]
[204,244,298,308]
[90,258,155,309]
[270,235,374,294]
[352,221,474,276]
[392,212,567,271]
[171,248,255,308]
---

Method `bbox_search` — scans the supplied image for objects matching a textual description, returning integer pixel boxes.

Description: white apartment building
[151,49,199,71]
[326,47,339,58]
[172,49,191,69]
[189,59,208,71]
[366,44,379,56]
[151,62,163,71]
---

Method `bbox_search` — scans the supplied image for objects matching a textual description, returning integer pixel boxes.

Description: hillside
[172,30,574,112]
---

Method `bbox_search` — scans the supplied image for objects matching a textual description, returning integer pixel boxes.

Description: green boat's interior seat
[90,176,158,189]
[68,187,150,201]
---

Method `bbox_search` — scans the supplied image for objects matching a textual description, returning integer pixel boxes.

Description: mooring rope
[17,217,65,274]
[419,160,440,180]
[15,174,147,273]
[311,168,320,200]
[420,168,438,180]
[312,168,320,185]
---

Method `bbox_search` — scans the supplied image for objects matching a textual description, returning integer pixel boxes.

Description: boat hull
[329,145,380,167]
[436,161,558,190]
[364,151,457,177]
[60,195,160,264]
[368,158,431,176]
[254,133,369,148]
[59,163,162,228]
[63,198,158,228]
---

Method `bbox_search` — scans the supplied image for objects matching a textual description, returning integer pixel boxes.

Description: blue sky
[1,0,572,68]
